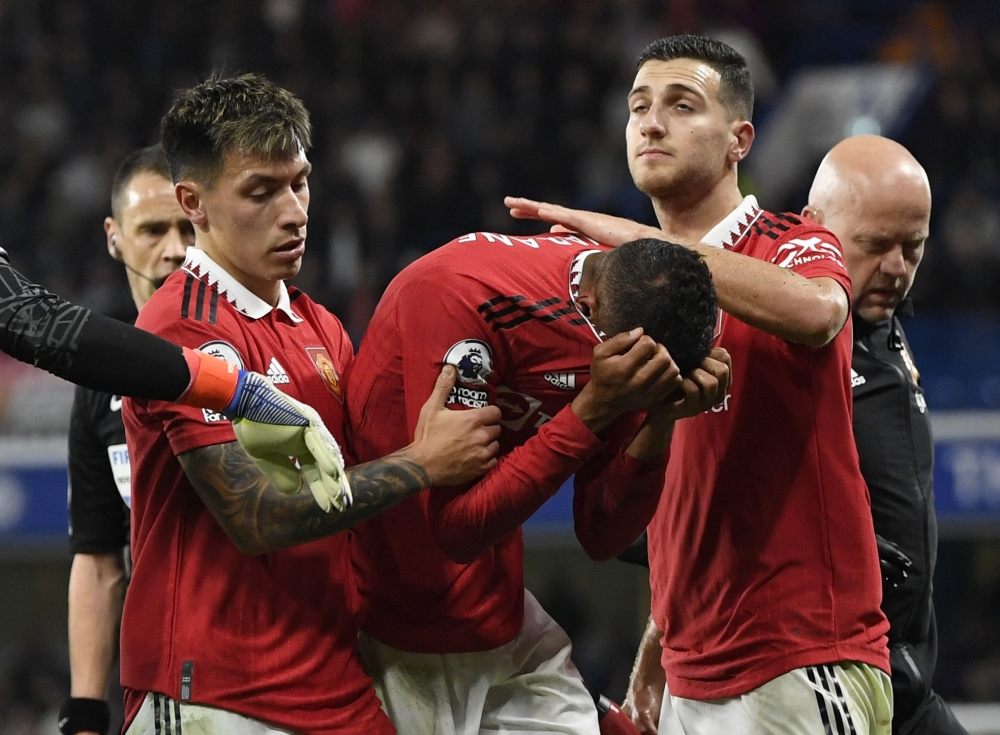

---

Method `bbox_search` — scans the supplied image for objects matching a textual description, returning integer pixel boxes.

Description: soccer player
[119,74,501,735]
[348,232,731,734]
[59,144,192,735]
[507,35,891,735]
[803,135,968,735]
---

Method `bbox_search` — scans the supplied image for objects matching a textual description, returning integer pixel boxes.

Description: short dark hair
[598,239,717,375]
[110,144,171,221]
[638,35,754,122]
[160,72,312,186]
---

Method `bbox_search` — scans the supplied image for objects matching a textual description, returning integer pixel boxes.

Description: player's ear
[577,292,600,322]
[728,120,754,163]
[801,205,823,226]
[104,217,120,260]
[176,181,208,228]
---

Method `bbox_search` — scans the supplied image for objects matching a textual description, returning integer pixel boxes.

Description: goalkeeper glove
[225,371,352,513]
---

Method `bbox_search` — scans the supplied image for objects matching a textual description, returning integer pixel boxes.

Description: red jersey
[121,248,391,735]
[348,231,667,653]
[647,197,890,700]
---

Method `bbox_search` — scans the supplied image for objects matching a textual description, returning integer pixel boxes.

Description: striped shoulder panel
[477,294,586,332]
[752,212,792,240]
[180,273,219,325]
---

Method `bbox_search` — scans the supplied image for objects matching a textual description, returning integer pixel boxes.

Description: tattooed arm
[179,443,433,554]
[179,365,502,555]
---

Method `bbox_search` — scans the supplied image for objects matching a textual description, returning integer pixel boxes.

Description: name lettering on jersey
[305,347,343,402]
[544,372,578,390]
[109,395,123,412]
[444,340,494,386]
[851,368,866,388]
[197,340,244,369]
[771,237,845,269]
[106,443,131,508]
[456,232,599,249]
[266,357,291,384]
[447,386,489,409]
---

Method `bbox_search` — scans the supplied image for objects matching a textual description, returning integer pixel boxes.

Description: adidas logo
[267,357,291,384]
[850,368,866,388]
[544,372,577,390]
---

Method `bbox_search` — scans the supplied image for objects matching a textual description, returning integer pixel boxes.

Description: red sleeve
[769,225,853,296]
[131,301,249,456]
[572,411,667,561]
[396,277,605,564]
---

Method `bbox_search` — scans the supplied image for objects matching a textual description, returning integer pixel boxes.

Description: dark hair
[598,239,717,375]
[110,144,171,220]
[637,35,754,122]
[160,72,312,185]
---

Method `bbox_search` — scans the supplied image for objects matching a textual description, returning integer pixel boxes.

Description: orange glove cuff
[176,347,240,411]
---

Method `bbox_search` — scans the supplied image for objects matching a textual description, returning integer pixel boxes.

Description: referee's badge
[306,347,344,402]
[899,343,921,385]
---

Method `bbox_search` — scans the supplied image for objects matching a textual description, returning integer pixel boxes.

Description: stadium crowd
[1,0,1000,733]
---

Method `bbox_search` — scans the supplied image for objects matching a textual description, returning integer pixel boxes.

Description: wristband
[176,347,240,410]
[58,697,110,735]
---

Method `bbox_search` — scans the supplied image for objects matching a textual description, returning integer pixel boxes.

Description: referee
[803,135,967,734]
[60,145,193,735]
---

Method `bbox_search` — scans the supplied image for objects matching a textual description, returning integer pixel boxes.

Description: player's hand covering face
[409,365,502,487]
[654,347,732,421]
[230,372,352,512]
[572,329,684,434]
[505,196,662,247]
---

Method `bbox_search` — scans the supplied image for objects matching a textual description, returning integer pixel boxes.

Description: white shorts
[125,692,297,735]
[358,589,599,735]
[658,662,893,735]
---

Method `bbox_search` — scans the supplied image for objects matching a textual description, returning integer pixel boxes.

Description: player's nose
[279,189,308,230]
[161,228,188,264]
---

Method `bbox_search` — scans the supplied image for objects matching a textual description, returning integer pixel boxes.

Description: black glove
[875,533,913,592]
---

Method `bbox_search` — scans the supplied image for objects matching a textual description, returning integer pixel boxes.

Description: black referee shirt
[851,304,935,646]
[68,384,130,554]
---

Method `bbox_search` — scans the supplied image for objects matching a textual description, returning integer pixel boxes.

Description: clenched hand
[410,365,502,486]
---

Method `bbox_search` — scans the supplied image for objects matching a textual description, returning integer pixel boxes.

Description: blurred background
[1,0,999,732]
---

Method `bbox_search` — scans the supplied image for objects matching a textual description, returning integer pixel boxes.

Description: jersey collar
[568,249,606,343]
[182,247,302,322]
[700,195,763,250]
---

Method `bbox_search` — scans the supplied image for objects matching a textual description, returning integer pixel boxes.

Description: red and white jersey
[121,248,391,735]
[647,196,890,700]
[348,231,666,654]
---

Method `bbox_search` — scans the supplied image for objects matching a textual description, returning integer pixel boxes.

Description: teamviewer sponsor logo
[267,357,291,384]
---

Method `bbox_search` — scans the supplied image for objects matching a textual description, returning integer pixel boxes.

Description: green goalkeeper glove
[229,374,352,512]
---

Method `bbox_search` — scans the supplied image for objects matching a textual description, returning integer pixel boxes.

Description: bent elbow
[575,525,618,562]
[799,296,848,348]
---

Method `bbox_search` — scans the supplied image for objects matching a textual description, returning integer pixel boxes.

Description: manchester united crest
[306,347,343,402]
